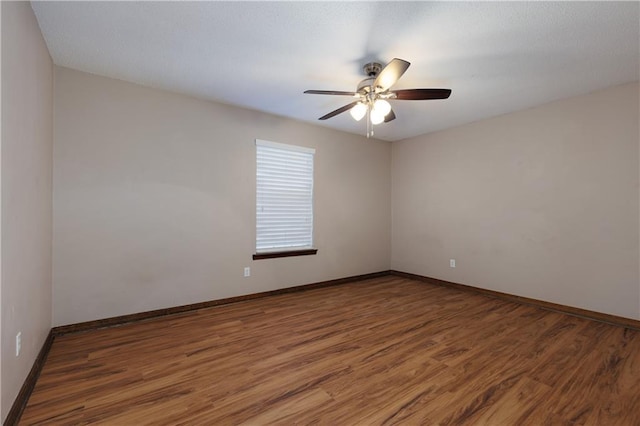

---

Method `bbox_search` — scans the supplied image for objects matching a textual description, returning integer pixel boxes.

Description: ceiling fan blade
[374,58,410,91]
[318,101,359,120]
[384,109,396,123]
[304,90,358,96]
[391,88,452,100]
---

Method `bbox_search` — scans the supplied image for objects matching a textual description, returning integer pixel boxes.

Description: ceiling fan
[304,58,451,137]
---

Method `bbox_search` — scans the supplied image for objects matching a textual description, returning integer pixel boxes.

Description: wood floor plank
[19,276,640,425]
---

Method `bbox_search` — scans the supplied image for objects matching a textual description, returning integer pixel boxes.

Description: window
[254,139,317,260]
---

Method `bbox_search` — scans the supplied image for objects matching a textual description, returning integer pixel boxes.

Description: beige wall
[53,67,391,326]
[392,82,640,320]
[1,1,53,421]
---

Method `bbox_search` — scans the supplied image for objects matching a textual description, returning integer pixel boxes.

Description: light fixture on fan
[370,99,391,124]
[305,58,452,137]
[350,102,367,121]
[350,99,392,125]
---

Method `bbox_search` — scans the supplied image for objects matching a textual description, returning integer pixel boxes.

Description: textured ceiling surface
[31,1,639,141]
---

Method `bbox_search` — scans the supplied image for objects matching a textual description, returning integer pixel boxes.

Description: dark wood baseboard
[4,329,55,426]
[53,270,392,336]
[52,269,640,336]
[390,270,640,331]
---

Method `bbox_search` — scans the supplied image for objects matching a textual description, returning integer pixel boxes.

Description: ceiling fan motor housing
[363,62,383,77]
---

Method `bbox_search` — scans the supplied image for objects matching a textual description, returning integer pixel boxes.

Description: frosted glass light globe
[350,102,367,121]
[372,99,391,117]
[370,109,385,125]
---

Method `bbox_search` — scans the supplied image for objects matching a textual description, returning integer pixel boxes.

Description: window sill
[253,248,318,260]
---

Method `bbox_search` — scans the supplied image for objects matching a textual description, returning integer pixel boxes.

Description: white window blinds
[256,139,315,252]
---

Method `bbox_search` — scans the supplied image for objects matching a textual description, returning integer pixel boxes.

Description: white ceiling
[31,1,639,141]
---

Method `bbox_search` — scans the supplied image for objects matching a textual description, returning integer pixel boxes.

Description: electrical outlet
[450,259,456,268]
[244,267,251,277]
[16,332,21,357]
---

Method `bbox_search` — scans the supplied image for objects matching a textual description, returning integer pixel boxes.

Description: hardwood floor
[20,276,640,425]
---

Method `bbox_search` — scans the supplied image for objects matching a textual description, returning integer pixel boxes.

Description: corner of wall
[1,1,54,421]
